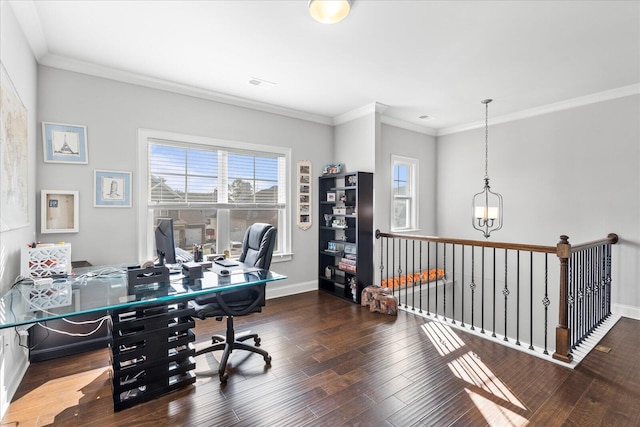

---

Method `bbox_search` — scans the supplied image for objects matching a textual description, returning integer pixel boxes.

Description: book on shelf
[340,257,356,266]
[338,262,357,273]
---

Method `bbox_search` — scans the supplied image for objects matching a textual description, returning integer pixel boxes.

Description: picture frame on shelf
[94,170,132,207]
[326,192,336,202]
[322,163,341,175]
[41,190,79,233]
[42,122,88,164]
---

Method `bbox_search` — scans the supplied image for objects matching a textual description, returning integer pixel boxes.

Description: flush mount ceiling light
[308,0,352,24]
[472,99,503,239]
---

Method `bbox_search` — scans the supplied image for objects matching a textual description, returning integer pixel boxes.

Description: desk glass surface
[0,263,286,329]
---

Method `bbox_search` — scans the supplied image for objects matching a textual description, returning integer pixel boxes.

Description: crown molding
[333,102,389,125]
[438,83,640,136]
[38,53,334,126]
[380,116,437,136]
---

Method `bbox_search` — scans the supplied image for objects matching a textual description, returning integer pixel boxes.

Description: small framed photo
[327,192,336,202]
[42,122,88,164]
[94,170,132,207]
[41,190,79,233]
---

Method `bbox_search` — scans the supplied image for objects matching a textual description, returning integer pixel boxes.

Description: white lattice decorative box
[20,279,73,311]
[21,243,72,278]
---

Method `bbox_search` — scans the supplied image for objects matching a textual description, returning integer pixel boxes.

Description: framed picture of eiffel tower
[42,122,88,164]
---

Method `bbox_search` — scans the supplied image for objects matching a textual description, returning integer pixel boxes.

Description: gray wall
[37,66,334,291]
[0,2,38,416]
[378,123,437,236]
[436,95,640,314]
[334,114,376,173]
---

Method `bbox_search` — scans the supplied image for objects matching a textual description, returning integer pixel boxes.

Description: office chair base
[194,316,271,383]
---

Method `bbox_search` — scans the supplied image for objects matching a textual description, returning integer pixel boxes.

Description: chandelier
[472,99,503,239]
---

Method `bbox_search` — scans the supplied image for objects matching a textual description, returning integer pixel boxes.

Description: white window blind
[148,139,286,209]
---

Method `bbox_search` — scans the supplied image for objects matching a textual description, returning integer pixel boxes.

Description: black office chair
[192,223,277,383]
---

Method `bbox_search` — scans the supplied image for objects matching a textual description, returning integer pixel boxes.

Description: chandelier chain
[484,100,489,179]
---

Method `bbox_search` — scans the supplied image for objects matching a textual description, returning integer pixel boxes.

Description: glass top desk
[0,263,286,410]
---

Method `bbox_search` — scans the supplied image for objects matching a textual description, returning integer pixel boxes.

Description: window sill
[390,228,421,234]
[272,252,293,263]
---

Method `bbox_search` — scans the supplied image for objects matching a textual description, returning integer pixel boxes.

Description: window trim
[137,128,292,263]
[391,154,419,232]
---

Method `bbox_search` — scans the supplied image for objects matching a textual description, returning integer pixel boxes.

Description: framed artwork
[94,170,132,207]
[42,121,88,164]
[1,62,29,231]
[41,190,79,233]
[296,160,312,230]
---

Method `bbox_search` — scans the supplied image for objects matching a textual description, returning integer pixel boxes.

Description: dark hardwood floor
[2,290,639,426]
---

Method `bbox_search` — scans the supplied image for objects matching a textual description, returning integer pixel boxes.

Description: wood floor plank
[2,291,639,427]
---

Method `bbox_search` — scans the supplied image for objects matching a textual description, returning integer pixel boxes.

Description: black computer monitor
[155,218,176,266]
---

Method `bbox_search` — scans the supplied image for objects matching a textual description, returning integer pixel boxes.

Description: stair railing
[375,230,618,363]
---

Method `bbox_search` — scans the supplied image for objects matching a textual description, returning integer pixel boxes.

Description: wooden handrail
[570,233,619,252]
[376,230,556,254]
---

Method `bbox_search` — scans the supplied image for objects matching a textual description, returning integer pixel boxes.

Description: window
[137,129,290,262]
[391,155,418,231]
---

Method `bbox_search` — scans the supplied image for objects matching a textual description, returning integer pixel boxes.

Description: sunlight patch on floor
[421,319,529,422]
[449,351,526,410]
[422,321,465,356]
[3,367,107,426]
[465,388,529,426]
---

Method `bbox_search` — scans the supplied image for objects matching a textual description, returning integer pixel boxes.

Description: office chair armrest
[192,284,265,319]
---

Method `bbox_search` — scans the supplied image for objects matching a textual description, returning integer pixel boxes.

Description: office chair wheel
[264,355,272,365]
[254,337,261,346]
[219,372,229,383]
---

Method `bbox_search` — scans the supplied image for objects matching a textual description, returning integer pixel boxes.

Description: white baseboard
[266,280,316,300]
[612,303,640,320]
[0,335,30,421]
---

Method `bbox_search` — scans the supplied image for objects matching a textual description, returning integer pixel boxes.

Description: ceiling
[10,0,640,135]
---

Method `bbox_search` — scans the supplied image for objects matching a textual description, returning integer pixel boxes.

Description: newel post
[553,235,573,363]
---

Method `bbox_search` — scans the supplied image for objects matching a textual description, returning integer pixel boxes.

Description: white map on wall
[0,63,29,232]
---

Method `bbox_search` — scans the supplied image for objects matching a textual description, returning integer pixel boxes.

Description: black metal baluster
[543,253,549,355]
[442,243,447,320]
[392,238,396,301]
[411,240,416,311]
[578,250,584,346]
[399,239,405,309]
[529,252,534,350]
[598,245,603,324]
[590,247,595,335]
[470,246,476,331]
[492,247,496,338]
[516,250,520,346]
[452,244,456,325]
[435,242,439,319]
[461,245,465,327]
[403,239,407,309]
[418,241,423,314]
[503,249,509,341]
[481,246,485,334]
[379,236,385,296]
[606,242,612,316]
[570,253,576,349]
[427,242,431,316]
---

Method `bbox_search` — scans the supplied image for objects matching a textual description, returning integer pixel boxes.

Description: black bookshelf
[318,171,373,304]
